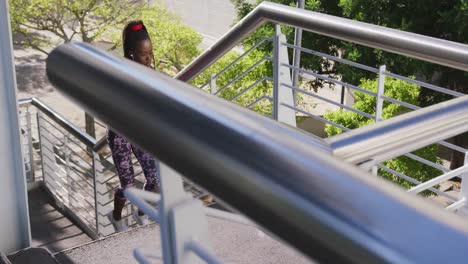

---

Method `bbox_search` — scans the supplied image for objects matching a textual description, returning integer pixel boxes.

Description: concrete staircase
[54,218,313,263]
[4,186,313,264]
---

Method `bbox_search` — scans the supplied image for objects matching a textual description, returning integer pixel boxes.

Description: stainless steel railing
[183,3,468,212]
[46,41,468,263]
[176,1,468,82]
[18,97,215,239]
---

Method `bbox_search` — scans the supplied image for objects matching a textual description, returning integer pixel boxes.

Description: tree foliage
[9,0,146,54]
[192,50,273,115]
[9,0,202,73]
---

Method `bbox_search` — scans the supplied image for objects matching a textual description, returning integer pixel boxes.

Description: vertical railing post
[210,74,217,95]
[292,0,305,107]
[37,113,46,183]
[159,163,212,264]
[458,152,468,214]
[64,133,71,206]
[92,152,105,237]
[38,113,55,189]
[273,25,297,127]
[369,65,386,176]
[376,64,386,122]
[0,0,31,253]
[26,107,35,182]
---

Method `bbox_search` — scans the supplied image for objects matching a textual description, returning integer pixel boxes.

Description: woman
[107,20,159,232]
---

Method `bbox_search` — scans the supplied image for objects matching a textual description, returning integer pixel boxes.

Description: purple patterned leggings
[107,130,160,201]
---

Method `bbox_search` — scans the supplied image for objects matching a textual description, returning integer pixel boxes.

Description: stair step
[55,212,314,264]
[7,248,58,264]
[1,251,11,264]
[28,186,92,253]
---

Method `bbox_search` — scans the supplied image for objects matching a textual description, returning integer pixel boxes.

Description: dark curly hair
[122,20,151,60]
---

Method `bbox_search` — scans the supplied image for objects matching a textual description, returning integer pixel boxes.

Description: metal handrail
[32,98,96,147]
[20,97,108,152]
[327,95,468,165]
[47,42,468,263]
[175,1,468,82]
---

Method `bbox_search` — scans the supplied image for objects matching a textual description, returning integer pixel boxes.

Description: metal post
[292,0,305,107]
[159,163,184,264]
[459,152,468,215]
[0,0,31,253]
[92,152,104,237]
[26,107,35,182]
[376,65,386,122]
[340,86,345,107]
[273,25,297,127]
[158,163,212,264]
[210,74,217,95]
[0,0,31,254]
[64,133,71,206]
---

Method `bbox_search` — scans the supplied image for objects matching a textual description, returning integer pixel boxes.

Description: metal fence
[18,98,214,239]
[188,22,468,213]
[46,39,468,263]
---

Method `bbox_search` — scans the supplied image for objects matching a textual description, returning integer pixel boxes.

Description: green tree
[192,50,273,115]
[9,0,202,135]
[9,0,146,54]
[325,77,442,190]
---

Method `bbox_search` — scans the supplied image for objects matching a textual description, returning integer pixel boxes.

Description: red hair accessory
[131,24,143,32]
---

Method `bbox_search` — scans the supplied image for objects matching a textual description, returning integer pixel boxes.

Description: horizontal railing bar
[327,96,468,164]
[48,42,468,264]
[212,37,273,81]
[376,164,457,201]
[282,42,379,73]
[438,141,468,154]
[230,77,273,102]
[283,63,378,97]
[409,165,468,194]
[282,103,350,132]
[33,98,97,147]
[176,1,468,82]
[381,96,420,111]
[124,188,160,223]
[246,95,273,109]
[384,72,465,98]
[215,57,271,95]
[404,153,449,173]
[446,198,466,212]
[282,83,376,119]
[186,240,223,264]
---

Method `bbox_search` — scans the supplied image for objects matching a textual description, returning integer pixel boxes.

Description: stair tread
[7,248,58,264]
[28,187,93,253]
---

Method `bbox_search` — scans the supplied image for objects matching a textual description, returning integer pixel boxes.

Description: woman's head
[122,20,154,68]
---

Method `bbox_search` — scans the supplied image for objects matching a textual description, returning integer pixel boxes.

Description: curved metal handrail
[175,1,468,82]
[327,95,468,165]
[47,42,468,264]
[19,97,107,152]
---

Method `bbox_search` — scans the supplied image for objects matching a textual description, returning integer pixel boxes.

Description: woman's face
[132,39,154,68]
